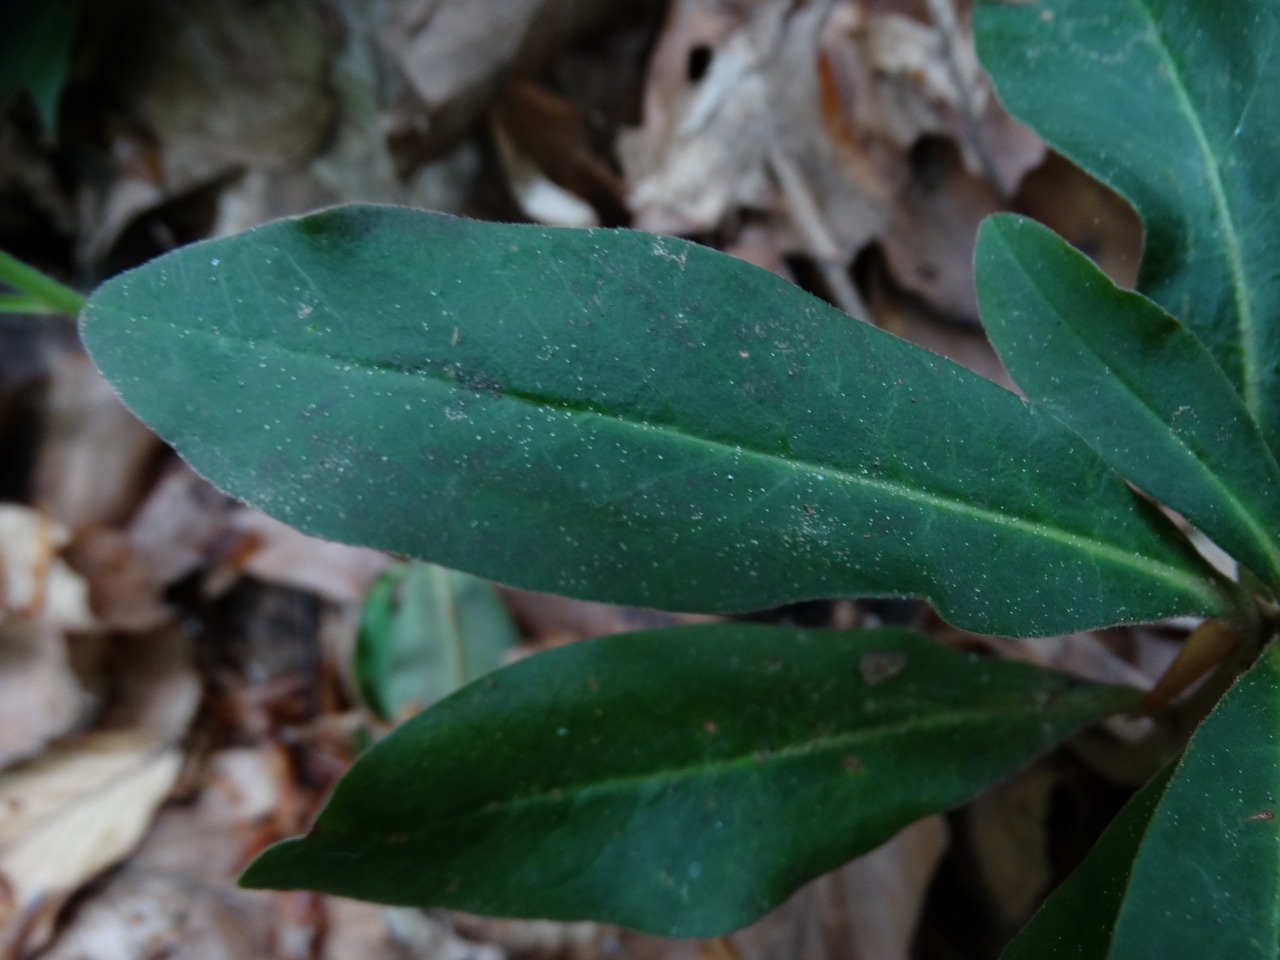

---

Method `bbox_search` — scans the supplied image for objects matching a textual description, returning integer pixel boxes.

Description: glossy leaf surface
[355,561,517,721]
[1106,644,1280,959]
[241,623,1140,935]
[1001,768,1173,960]
[80,207,1225,636]
[976,215,1280,590]
[975,0,1280,452]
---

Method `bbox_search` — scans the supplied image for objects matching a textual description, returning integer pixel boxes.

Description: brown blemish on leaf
[702,720,719,734]
[859,649,908,685]
[1246,809,1275,822]
[842,755,863,772]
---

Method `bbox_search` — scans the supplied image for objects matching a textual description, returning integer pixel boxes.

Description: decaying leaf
[623,0,1041,263]
[32,352,161,530]
[0,732,183,949]
[0,622,90,768]
[0,504,94,628]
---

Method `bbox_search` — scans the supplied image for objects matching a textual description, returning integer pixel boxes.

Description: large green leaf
[1104,643,1280,959]
[80,206,1225,636]
[1001,767,1173,960]
[975,0,1280,452]
[355,560,518,721]
[240,623,1140,936]
[976,215,1280,591]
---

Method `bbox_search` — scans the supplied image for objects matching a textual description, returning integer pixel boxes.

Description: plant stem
[0,250,86,316]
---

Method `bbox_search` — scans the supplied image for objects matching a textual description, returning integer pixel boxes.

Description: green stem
[0,250,86,316]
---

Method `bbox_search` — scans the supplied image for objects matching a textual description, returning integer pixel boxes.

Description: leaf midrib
[1134,0,1258,414]
[105,302,1221,608]
[377,691,1128,828]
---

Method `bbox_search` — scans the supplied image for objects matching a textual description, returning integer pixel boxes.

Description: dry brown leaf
[25,738,292,958]
[71,0,337,269]
[382,0,639,158]
[491,119,600,227]
[966,763,1059,927]
[1015,151,1143,289]
[64,526,170,632]
[127,462,236,589]
[31,352,161,531]
[879,138,1003,321]
[0,732,183,951]
[217,508,392,606]
[490,81,628,227]
[382,0,547,134]
[0,622,91,769]
[0,505,94,629]
[624,0,1043,319]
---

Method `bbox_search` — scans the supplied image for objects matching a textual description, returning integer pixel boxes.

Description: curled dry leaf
[0,732,183,950]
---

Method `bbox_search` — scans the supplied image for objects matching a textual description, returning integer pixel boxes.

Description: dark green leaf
[976,215,1280,590]
[240,623,1140,936]
[1001,767,1173,960]
[355,561,518,721]
[1106,643,1280,959]
[80,207,1227,636]
[975,0,1280,452]
[0,0,80,134]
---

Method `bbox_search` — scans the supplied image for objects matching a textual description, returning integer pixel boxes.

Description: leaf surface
[1001,767,1173,959]
[355,561,517,721]
[240,623,1140,936]
[80,207,1226,635]
[976,215,1280,590]
[1104,643,1280,959]
[975,0,1280,452]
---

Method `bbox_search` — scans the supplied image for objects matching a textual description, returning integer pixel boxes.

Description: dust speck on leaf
[1246,809,1275,822]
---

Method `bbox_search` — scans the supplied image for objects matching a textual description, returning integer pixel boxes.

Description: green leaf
[1001,767,1174,960]
[974,0,1280,453]
[240,623,1140,936]
[976,215,1280,591]
[355,561,518,721]
[1105,643,1280,959]
[80,206,1226,636]
[0,250,85,316]
[0,0,80,134]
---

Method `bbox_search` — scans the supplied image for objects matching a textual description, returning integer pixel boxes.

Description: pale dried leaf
[880,139,1003,320]
[384,0,544,109]
[127,462,236,589]
[0,732,182,942]
[0,622,90,768]
[220,509,392,606]
[0,505,94,629]
[102,628,202,740]
[32,352,161,530]
[65,526,170,632]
